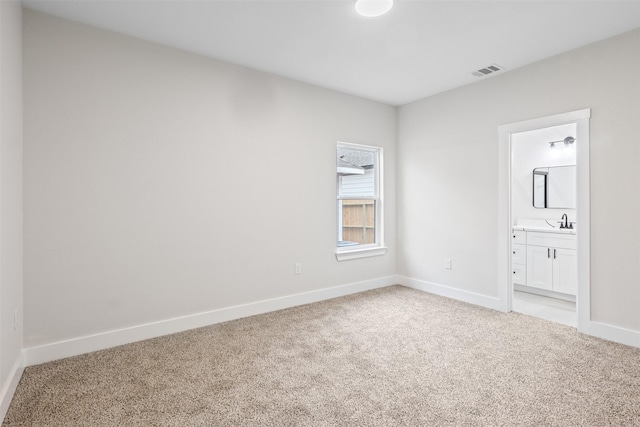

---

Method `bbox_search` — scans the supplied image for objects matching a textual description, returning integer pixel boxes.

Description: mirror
[533,165,576,209]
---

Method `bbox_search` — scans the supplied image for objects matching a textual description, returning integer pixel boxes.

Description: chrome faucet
[560,213,570,229]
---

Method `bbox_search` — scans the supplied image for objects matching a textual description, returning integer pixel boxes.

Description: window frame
[336,141,386,261]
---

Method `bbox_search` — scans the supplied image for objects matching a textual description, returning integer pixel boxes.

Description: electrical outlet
[13,309,18,331]
[295,262,302,275]
[445,258,452,270]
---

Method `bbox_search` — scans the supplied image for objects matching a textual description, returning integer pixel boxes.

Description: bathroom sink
[513,219,577,234]
[513,225,576,234]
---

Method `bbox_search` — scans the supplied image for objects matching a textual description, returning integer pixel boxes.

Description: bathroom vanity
[512,220,577,297]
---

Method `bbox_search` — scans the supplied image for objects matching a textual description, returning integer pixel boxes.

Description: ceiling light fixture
[355,0,394,17]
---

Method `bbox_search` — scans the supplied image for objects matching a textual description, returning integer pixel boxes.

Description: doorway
[511,123,577,326]
[498,109,591,333]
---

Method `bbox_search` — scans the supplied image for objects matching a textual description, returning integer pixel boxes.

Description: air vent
[471,63,505,77]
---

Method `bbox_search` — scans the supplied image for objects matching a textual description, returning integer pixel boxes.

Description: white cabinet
[525,232,577,295]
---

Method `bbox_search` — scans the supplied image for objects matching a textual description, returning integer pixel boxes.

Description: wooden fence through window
[341,200,375,244]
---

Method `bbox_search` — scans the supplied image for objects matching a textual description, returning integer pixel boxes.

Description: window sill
[335,246,387,261]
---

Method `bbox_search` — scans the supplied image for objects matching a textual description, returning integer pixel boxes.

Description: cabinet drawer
[512,243,526,265]
[527,231,576,250]
[511,230,526,245]
[512,264,526,285]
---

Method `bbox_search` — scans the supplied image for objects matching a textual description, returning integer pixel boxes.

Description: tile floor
[512,290,576,328]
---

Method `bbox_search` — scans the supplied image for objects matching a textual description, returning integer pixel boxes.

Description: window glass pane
[337,143,381,251]
[337,199,376,246]
[337,147,377,198]
[338,169,374,198]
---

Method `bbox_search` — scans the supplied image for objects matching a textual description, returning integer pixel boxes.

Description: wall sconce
[549,136,576,148]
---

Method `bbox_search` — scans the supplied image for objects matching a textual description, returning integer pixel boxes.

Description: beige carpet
[4,285,640,426]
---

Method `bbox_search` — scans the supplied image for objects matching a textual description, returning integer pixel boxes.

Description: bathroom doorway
[498,109,591,333]
[510,123,577,327]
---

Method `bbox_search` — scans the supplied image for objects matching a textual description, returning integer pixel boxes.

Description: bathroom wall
[511,123,577,225]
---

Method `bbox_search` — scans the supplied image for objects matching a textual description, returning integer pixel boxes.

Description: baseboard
[400,277,640,349]
[588,321,640,349]
[24,276,400,366]
[399,276,502,311]
[514,284,575,302]
[0,352,25,423]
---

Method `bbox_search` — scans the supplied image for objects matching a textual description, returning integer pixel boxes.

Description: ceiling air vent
[471,64,505,78]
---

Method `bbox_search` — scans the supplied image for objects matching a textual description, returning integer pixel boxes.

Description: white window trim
[336,141,385,261]
[336,245,387,261]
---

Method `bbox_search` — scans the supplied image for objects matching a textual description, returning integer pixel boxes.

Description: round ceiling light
[355,0,394,17]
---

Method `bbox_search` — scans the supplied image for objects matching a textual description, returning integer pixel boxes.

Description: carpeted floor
[4,285,640,426]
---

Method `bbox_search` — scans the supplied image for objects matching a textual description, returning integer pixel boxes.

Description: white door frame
[498,109,591,334]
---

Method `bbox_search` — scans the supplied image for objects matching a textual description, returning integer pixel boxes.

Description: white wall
[0,0,24,419]
[19,9,640,367]
[511,123,576,224]
[398,28,640,331]
[23,11,396,352]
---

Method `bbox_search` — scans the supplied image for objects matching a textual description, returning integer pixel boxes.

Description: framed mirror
[533,165,576,209]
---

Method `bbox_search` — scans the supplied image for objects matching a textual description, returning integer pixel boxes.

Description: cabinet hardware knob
[548,248,551,258]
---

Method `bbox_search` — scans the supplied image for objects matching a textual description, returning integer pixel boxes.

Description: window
[336,142,385,261]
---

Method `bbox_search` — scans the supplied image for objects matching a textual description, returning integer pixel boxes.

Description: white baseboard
[22,275,639,369]
[402,276,640,349]
[588,321,640,348]
[24,276,400,366]
[399,276,502,311]
[0,352,25,423]
[514,284,575,302]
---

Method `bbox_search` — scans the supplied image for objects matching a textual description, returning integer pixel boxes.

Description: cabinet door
[526,246,553,290]
[553,248,577,295]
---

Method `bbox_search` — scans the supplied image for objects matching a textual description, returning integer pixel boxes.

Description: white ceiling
[22,0,640,106]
